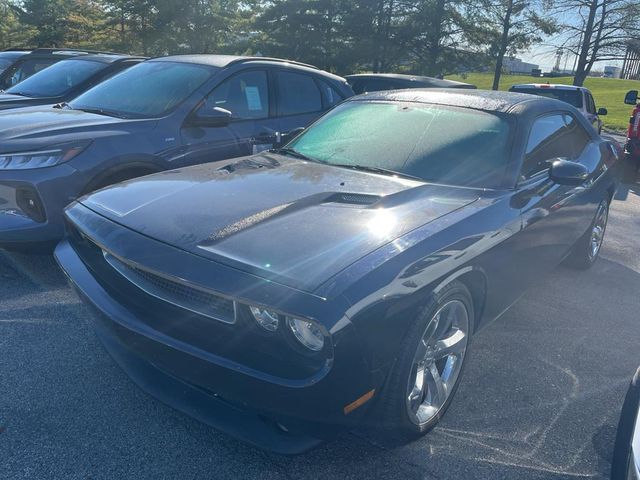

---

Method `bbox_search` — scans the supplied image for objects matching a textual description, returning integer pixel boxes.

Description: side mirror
[624,90,638,105]
[597,107,608,116]
[549,159,589,186]
[189,106,232,128]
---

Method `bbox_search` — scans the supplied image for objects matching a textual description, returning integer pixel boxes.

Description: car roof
[511,83,587,92]
[150,54,318,70]
[345,73,475,88]
[352,88,570,114]
[0,51,30,58]
[57,54,147,64]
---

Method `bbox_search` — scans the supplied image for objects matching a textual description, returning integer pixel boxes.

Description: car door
[272,69,328,144]
[514,113,594,274]
[178,69,280,167]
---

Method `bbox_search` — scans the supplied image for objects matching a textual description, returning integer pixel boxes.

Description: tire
[611,367,640,480]
[374,280,474,441]
[565,198,609,270]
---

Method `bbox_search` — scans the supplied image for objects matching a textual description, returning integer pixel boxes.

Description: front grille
[103,251,236,324]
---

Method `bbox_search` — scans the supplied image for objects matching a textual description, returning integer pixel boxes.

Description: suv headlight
[0,141,91,170]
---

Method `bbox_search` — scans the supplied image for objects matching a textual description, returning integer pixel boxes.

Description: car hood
[0,106,146,152]
[80,154,480,292]
[0,93,47,110]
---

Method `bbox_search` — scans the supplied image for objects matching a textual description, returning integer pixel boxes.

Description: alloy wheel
[589,201,609,260]
[406,299,470,425]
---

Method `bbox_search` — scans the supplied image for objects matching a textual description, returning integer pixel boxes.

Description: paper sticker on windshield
[245,86,262,111]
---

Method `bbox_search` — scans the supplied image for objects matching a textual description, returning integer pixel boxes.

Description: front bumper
[54,206,377,453]
[0,163,80,246]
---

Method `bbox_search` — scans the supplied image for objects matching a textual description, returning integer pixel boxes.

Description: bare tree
[555,0,640,86]
[479,0,556,90]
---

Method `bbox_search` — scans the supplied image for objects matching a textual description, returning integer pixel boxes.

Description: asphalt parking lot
[1,181,639,480]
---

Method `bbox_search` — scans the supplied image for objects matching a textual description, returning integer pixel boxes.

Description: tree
[387,0,493,77]
[0,1,35,49]
[479,0,556,90]
[555,0,640,86]
[18,0,73,46]
[254,0,353,72]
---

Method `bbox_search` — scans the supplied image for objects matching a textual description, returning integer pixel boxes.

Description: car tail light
[16,187,46,223]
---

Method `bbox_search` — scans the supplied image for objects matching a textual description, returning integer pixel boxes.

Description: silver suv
[509,83,608,134]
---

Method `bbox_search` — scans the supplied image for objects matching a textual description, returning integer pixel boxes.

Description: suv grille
[103,251,236,324]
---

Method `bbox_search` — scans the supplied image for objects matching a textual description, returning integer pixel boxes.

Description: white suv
[509,83,608,134]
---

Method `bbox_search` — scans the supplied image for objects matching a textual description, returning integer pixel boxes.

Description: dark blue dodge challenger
[55,90,620,453]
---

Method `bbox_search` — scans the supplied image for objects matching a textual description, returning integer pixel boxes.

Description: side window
[317,79,343,108]
[203,70,269,120]
[586,93,596,114]
[563,114,591,158]
[276,71,322,116]
[521,114,573,180]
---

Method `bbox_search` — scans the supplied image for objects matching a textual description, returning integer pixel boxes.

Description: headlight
[249,306,280,331]
[0,141,91,170]
[287,316,325,351]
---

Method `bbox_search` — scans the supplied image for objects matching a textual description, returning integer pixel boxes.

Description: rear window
[510,86,583,108]
[288,101,512,189]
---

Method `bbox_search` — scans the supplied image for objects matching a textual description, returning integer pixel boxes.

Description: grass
[446,72,640,133]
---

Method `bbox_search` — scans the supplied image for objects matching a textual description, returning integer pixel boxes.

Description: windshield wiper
[269,147,316,162]
[53,102,71,109]
[74,107,128,119]
[331,164,424,182]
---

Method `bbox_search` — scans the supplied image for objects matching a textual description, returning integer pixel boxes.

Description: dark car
[0,54,352,249]
[0,54,145,111]
[346,73,476,94]
[0,48,119,91]
[0,50,30,75]
[55,90,620,454]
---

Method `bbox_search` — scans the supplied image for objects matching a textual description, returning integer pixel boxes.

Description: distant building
[502,57,539,75]
[603,66,622,78]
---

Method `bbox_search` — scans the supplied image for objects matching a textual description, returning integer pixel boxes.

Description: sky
[518,9,624,73]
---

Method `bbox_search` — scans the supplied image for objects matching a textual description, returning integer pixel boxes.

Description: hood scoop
[200,192,382,247]
[324,193,381,206]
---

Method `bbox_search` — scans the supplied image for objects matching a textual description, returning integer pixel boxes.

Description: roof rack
[2,47,32,52]
[228,56,318,70]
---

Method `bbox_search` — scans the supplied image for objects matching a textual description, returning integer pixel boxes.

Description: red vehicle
[625,90,640,172]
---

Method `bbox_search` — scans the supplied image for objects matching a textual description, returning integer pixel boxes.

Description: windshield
[6,59,105,97]
[0,58,57,90]
[70,61,216,118]
[287,101,512,188]
[0,58,15,73]
[511,87,583,108]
